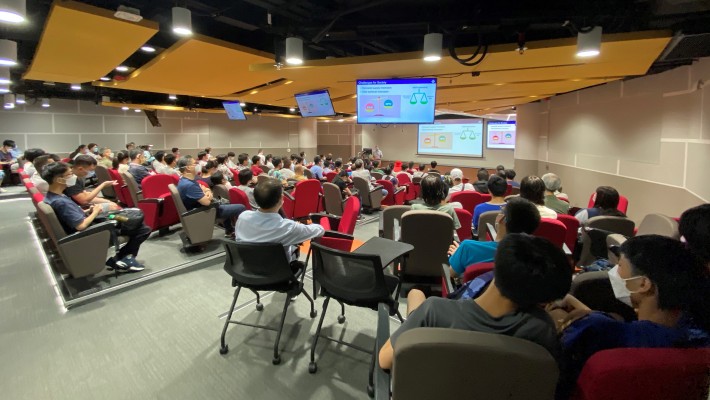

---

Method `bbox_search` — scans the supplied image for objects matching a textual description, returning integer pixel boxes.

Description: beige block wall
[316,121,362,160]
[515,57,710,223]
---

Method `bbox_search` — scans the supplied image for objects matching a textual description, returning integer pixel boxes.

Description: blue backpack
[447,271,495,300]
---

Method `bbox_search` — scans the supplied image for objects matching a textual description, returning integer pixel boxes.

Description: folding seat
[477,210,501,241]
[371,171,384,180]
[578,216,635,266]
[228,187,252,211]
[281,179,322,221]
[449,191,488,214]
[454,208,473,241]
[121,172,176,232]
[94,165,117,200]
[377,179,405,206]
[325,171,337,182]
[321,182,345,216]
[399,210,454,291]
[557,214,581,253]
[352,176,383,212]
[107,168,133,207]
[586,192,629,214]
[395,172,416,202]
[533,218,567,248]
[303,168,313,179]
[379,205,411,240]
[168,183,217,248]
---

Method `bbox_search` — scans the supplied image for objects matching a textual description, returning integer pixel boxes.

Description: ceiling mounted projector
[114,5,142,22]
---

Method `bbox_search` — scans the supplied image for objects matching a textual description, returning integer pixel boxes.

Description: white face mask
[608,265,643,307]
[108,152,114,158]
[63,174,78,187]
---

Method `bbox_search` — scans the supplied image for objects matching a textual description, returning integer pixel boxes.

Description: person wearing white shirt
[161,154,181,178]
[374,145,383,160]
[235,179,324,264]
[30,154,55,194]
[236,169,258,209]
[351,159,388,198]
[446,168,475,201]
[257,149,266,165]
[22,148,46,177]
[520,175,558,219]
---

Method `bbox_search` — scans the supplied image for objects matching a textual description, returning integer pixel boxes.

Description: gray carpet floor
[0,198,403,400]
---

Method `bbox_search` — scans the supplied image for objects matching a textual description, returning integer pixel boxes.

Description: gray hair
[176,155,194,171]
[541,173,562,192]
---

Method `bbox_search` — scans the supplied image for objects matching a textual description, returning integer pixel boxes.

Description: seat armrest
[486,223,497,241]
[283,192,295,201]
[322,230,354,240]
[310,213,342,231]
[57,221,117,245]
[394,187,405,195]
[374,303,391,400]
[182,205,216,218]
[441,263,454,296]
[138,198,162,204]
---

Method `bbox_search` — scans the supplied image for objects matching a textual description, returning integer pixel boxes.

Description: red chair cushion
[533,218,567,248]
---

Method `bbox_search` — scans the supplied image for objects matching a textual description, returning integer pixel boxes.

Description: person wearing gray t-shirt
[378,233,572,370]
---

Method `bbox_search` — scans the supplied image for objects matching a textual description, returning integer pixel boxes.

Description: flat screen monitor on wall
[356,78,437,124]
[486,120,516,149]
[295,89,336,117]
[222,101,247,120]
[417,118,484,158]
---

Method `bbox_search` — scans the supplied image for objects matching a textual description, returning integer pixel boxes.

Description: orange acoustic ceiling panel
[23,0,158,83]
[96,34,276,97]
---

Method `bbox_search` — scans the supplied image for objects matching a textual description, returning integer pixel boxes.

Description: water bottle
[108,214,129,223]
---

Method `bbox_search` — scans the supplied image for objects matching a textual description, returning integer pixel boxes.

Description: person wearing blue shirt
[176,155,245,238]
[473,175,507,230]
[448,197,540,277]
[551,235,710,399]
[310,155,325,180]
[42,162,149,272]
[127,150,152,189]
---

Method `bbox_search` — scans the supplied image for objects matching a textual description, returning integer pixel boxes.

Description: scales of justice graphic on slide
[489,130,514,145]
[421,132,453,150]
[361,86,430,118]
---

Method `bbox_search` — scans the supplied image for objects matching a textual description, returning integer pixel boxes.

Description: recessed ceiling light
[338,119,344,122]
[576,26,602,58]
[115,65,129,72]
[41,98,50,108]
[0,84,9,93]
[134,109,142,112]
[250,90,258,95]
[15,93,24,104]
[289,107,295,112]
[0,0,26,24]
[240,102,246,107]
[70,83,81,90]
[284,80,293,85]
[324,120,330,123]
[99,76,111,81]
[351,94,357,98]
[141,45,155,53]
[121,106,129,110]
[0,39,17,66]
[168,94,177,100]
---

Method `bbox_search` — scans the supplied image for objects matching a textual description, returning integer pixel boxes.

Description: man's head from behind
[421,174,447,206]
[541,173,562,193]
[430,160,437,169]
[679,204,710,265]
[487,175,508,197]
[450,168,463,183]
[477,168,490,182]
[238,168,253,186]
[499,197,541,237]
[24,148,45,163]
[128,149,143,163]
[254,179,283,211]
[494,233,572,310]
[72,155,97,177]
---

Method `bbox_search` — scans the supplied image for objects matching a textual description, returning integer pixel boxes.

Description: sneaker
[106,257,128,271]
[119,255,145,272]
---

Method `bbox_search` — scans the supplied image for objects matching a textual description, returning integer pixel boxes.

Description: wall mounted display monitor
[294,89,336,117]
[356,78,437,124]
[486,120,516,149]
[417,118,483,157]
[222,101,247,120]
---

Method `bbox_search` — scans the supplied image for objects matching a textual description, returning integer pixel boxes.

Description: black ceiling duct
[144,110,161,127]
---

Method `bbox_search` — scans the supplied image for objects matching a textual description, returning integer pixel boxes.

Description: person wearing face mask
[551,235,710,399]
[42,162,149,272]
[65,155,121,211]
[86,143,100,157]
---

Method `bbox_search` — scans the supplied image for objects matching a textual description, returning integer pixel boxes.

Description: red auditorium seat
[393,160,402,172]
[454,208,473,241]
[557,214,581,253]
[139,174,180,231]
[587,193,629,214]
[228,187,252,211]
[533,218,567,248]
[377,179,405,206]
[449,191,489,214]
[107,168,134,207]
[282,179,322,220]
[505,183,513,196]
[325,171,337,182]
[395,172,417,202]
[463,262,495,284]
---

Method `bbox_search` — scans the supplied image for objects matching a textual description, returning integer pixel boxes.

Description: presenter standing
[374,145,383,160]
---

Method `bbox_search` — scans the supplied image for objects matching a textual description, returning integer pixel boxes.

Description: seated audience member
[65,155,120,211]
[161,154,181,177]
[371,160,384,174]
[31,154,56,194]
[126,142,136,151]
[268,157,284,181]
[505,169,519,188]
[574,186,625,224]
[198,160,217,188]
[446,168,474,200]
[204,147,213,159]
[351,159,388,198]
[127,150,151,188]
[209,171,232,202]
[553,235,710,399]
[323,157,333,174]
[496,164,505,175]
[450,196,540,277]
[234,153,248,171]
[42,162,149,272]
[196,151,209,170]
[21,148,45,177]
[520,175,557,219]
[257,148,265,164]
[113,151,130,174]
[428,160,440,174]
[411,174,460,229]
[678,204,710,269]
[235,179,324,265]
[69,144,87,160]
[98,148,113,169]
[226,151,237,169]
[379,232,571,370]
[265,154,274,169]
[405,161,416,175]
[215,154,234,180]
[1,139,17,184]
[332,170,356,199]
[176,156,245,238]
[140,145,153,163]
[251,155,264,176]
[473,168,490,194]
[472,175,508,230]
[293,165,307,182]
[541,173,570,215]
[382,167,399,186]
[236,169,258,209]
[279,158,295,180]
[413,163,427,178]
[171,147,180,158]
[88,143,101,158]
[292,156,304,172]
[151,151,165,172]
[310,155,325,180]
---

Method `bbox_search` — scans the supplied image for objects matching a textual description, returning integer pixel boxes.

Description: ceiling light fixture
[0,39,17,66]
[577,26,602,58]
[115,65,129,72]
[172,7,192,36]
[168,94,177,100]
[121,106,129,111]
[134,109,142,112]
[0,83,9,93]
[0,0,25,24]
[250,90,258,95]
[70,83,81,90]
[114,5,142,22]
[140,45,155,53]
[4,93,14,107]
[289,107,295,112]
[240,102,246,107]
[15,93,24,104]
[285,37,303,65]
[41,98,50,108]
[99,76,111,81]
[284,80,293,85]
[423,32,443,62]
[0,66,9,84]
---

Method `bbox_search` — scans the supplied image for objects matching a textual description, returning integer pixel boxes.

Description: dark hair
[238,168,253,185]
[3,139,15,147]
[420,174,446,206]
[33,155,53,173]
[281,158,290,168]
[504,169,517,180]
[494,233,572,310]
[338,170,348,178]
[273,157,283,168]
[266,153,272,161]
[477,168,490,182]
[679,204,710,264]
[593,186,620,210]
[216,154,227,165]
[226,151,235,157]
[204,147,212,153]
[372,160,380,168]
[154,150,165,163]
[620,235,710,331]
[203,160,216,172]
[197,151,208,161]
[334,159,342,169]
[408,161,414,169]
[251,155,260,165]
[73,154,97,167]
[128,149,142,161]
[383,167,392,176]
[496,164,505,171]
[164,153,176,165]
[497,170,506,178]
[430,161,437,169]
[504,197,541,234]
[419,163,426,170]
[69,144,86,159]
[487,175,508,197]
[210,171,225,186]
[299,151,305,157]
[171,147,179,153]
[41,161,70,184]
[87,143,98,153]
[126,142,135,150]
[176,155,194,172]
[294,156,303,164]
[520,175,546,205]
[314,155,322,165]
[48,154,60,162]
[238,153,248,165]
[253,178,283,209]
[113,151,128,169]
[24,148,45,163]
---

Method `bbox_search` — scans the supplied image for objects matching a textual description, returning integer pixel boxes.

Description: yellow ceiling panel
[23,0,159,83]
[96,34,277,97]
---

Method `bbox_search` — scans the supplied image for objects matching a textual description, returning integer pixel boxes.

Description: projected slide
[417,119,483,157]
[295,89,336,117]
[357,78,436,124]
[487,121,516,149]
